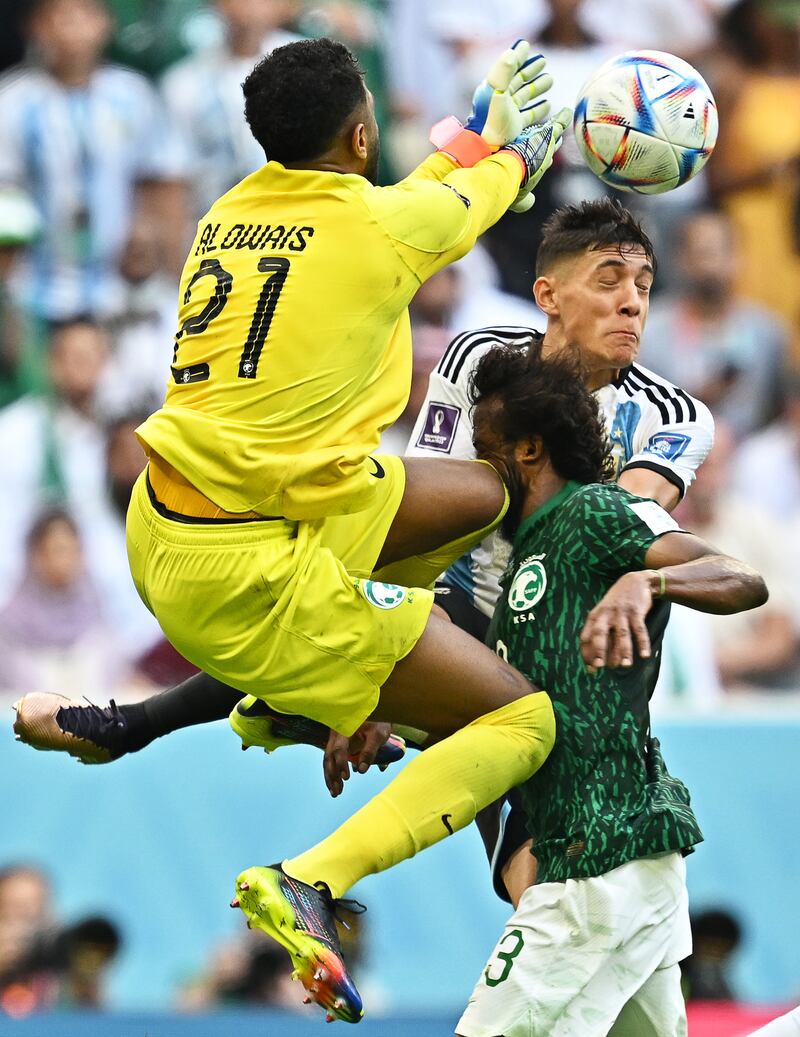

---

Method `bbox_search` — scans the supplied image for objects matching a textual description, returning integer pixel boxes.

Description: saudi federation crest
[361,580,407,610]
[507,555,547,612]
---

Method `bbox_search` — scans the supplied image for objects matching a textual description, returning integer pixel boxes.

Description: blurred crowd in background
[0,860,382,1016]
[0,855,749,1015]
[1,0,800,1014]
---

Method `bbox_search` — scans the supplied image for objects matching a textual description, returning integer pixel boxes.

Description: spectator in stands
[682,908,743,1001]
[162,0,302,221]
[384,0,481,174]
[106,0,219,78]
[640,208,789,439]
[84,411,191,686]
[0,508,129,698]
[98,219,175,419]
[177,909,381,1013]
[0,318,109,600]
[708,0,800,359]
[0,0,188,323]
[0,317,170,685]
[176,931,307,1012]
[50,916,121,1009]
[0,187,42,409]
[732,375,800,524]
[0,866,121,1014]
[0,864,55,1015]
[676,422,799,690]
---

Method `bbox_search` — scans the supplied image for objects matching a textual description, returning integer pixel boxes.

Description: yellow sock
[284,691,555,899]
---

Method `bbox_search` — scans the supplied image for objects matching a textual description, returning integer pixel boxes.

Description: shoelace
[314,881,367,931]
[57,698,126,742]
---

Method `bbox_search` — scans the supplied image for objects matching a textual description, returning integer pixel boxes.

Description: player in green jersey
[456,343,767,1037]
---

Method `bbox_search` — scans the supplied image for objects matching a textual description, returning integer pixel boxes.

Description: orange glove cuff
[429,116,493,168]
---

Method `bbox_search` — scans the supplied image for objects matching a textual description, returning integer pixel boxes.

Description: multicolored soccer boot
[232,865,364,1023]
[12,693,128,764]
[230,695,407,767]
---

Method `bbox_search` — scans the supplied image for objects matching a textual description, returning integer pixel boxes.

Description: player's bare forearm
[644,532,768,615]
[617,468,681,512]
[581,533,767,670]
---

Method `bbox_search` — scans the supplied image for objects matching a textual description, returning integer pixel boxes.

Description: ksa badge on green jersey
[507,555,547,614]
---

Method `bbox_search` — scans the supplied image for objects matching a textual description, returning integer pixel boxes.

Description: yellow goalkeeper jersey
[136,150,521,519]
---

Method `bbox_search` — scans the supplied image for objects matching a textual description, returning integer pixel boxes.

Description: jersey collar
[514,480,583,546]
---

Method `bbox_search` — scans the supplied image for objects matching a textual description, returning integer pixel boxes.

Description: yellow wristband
[651,569,667,598]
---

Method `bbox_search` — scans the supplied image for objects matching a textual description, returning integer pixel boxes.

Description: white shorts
[748,1007,800,1036]
[457,853,691,1037]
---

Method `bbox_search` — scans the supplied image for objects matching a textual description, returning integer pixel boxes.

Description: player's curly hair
[470,341,614,536]
[243,38,367,162]
[536,197,657,276]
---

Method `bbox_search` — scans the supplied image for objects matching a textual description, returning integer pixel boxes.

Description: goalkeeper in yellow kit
[15,38,569,1022]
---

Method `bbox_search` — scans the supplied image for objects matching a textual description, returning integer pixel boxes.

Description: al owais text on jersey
[194,222,315,256]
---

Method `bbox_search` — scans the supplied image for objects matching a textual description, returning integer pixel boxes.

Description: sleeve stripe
[625,370,673,423]
[448,335,504,384]
[628,364,704,424]
[627,369,684,422]
[674,387,697,422]
[438,329,485,381]
[437,326,536,383]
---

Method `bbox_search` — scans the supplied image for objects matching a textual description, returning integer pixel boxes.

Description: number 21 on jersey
[170,255,289,384]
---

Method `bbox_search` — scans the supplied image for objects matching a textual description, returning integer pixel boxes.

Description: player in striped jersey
[410,327,711,622]
[406,197,715,903]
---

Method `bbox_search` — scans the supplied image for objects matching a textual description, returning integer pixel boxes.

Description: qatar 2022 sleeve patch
[642,432,691,463]
[414,402,461,453]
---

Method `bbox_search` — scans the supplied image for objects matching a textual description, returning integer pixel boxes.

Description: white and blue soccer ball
[574,50,718,194]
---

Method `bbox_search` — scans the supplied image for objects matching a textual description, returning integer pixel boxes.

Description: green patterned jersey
[489,480,703,883]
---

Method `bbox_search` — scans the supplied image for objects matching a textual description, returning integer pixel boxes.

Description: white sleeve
[127,72,189,181]
[405,326,536,459]
[160,62,200,167]
[405,339,495,460]
[624,393,715,498]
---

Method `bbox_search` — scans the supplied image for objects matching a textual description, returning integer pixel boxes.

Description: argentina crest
[507,554,547,622]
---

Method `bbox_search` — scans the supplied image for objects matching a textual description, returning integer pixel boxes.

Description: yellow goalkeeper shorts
[126,455,503,735]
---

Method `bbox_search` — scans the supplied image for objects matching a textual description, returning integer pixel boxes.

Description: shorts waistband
[133,479,300,550]
[146,453,276,522]
[145,471,283,526]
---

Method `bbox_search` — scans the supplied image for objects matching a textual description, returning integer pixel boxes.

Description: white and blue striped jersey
[406,326,715,618]
[0,64,187,320]
[162,31,302,220]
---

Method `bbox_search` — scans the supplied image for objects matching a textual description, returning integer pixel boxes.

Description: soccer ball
[573,50,718,194]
